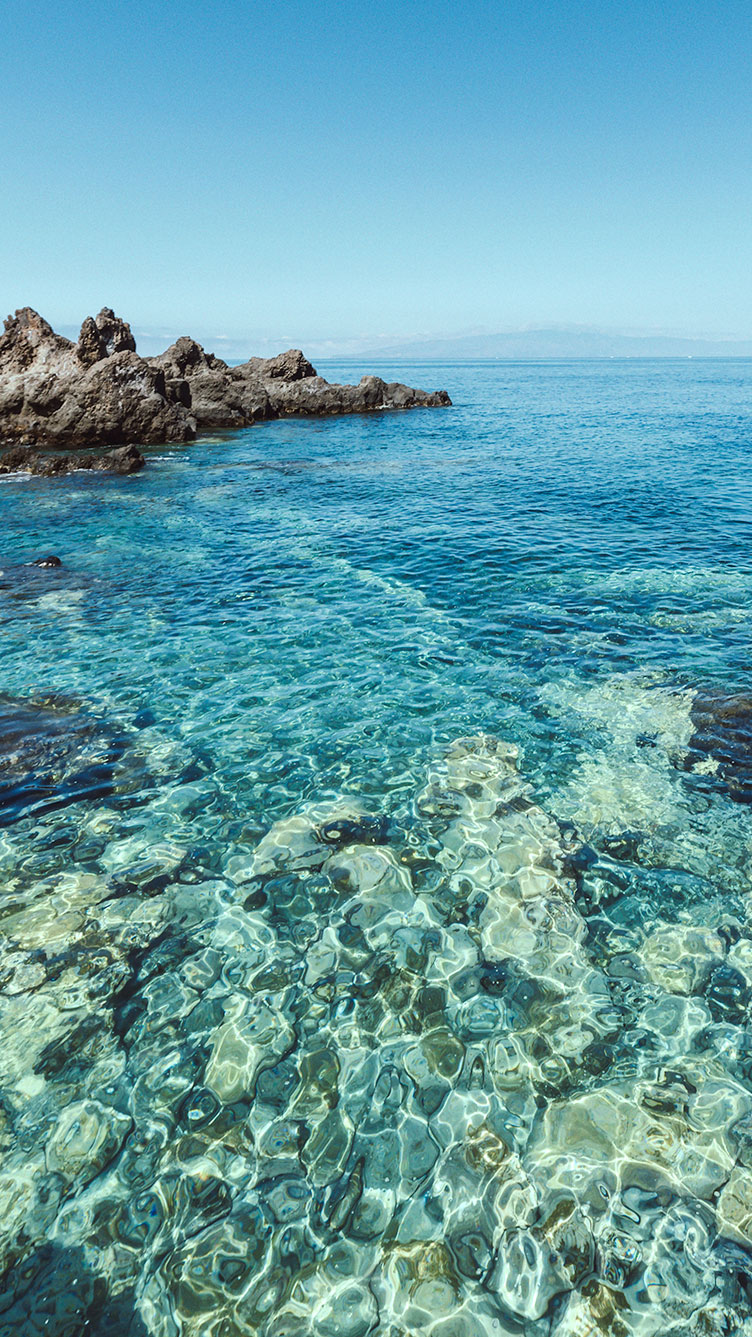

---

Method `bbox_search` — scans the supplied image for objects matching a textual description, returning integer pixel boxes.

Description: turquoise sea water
[1,359,752,1335]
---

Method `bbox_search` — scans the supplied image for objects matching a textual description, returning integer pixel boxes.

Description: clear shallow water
[0,360,751,1334]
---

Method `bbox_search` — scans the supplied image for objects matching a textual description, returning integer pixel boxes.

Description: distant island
[0,308,451,473]
[356,327,752,360]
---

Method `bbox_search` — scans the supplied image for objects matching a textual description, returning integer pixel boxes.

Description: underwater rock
[716,1169,752,1246]
[2,723,750,1337]
[205,998,295,1102]
[539,676,695,839]
[0,691,128,825]
[526,1083,735,1203]
[0,1243,149,1337]
[147,1200,271,1330]
[241,800,373,879]
[316,814,393,847]
[0,306,451,448]
[551,1283,632,1337]
[323,844,413,900]
[46,1099,132,1184]
[639,922,725,996]
[491,1225,576,1320]
[682,689,752,805]
[420,734,615,1076]
[300,1107,355,1187]
[268,1248,380,1337]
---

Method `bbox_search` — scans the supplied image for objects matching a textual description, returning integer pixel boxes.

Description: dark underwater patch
[0,692,128,826]
[682,689,752,805]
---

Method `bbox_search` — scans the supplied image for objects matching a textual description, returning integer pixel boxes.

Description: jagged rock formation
[0,307,452,449]
[0,309,190,448]
[76,307,136,366]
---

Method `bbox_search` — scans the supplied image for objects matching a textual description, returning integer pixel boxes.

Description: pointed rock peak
[262,349,317,381]
[151,336,228,376]
[77,316,105,366]
[94,308,136,356]
[76,308,136,365]
[170,336,210,368]
[4,307,55,338]
[1,308,72,370]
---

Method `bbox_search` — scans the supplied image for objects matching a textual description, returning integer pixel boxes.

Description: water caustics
[0,359,752,1334]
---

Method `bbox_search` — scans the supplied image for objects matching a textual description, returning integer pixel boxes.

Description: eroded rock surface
[0,443,145,476]
[0,307,451,448]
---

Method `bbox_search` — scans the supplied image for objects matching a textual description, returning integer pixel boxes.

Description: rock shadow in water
[682,689,752,804]
[0,1241,148,1337]
[0,692,128,826]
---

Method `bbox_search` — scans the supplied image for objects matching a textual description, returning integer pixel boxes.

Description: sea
[0,359,751,1335]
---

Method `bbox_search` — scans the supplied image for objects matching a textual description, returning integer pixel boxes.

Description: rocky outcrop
[150,337,271,431]
[245,348,317,381]
[76,308,136,366]
[151,337,451,433]
[0,443,144,476]
[0,309,191,448]
[0,307,451,449]
[259,370,452,418]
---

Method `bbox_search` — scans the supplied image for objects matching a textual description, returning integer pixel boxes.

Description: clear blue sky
[2,0,752,349]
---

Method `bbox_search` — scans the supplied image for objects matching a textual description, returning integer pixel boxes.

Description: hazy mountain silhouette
[358,328,752,359]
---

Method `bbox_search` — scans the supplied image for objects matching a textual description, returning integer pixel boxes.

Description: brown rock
[244,348,317,382]
[0,308,74,373]
[256,371,452,418]
[76,309,136,366]
[150,337,261,430]
[0,443,145,476]
[93,307,136,357]
[0,308,451,452]
[0,311,194,448]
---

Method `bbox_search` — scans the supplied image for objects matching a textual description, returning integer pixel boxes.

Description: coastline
[0,308,451,463]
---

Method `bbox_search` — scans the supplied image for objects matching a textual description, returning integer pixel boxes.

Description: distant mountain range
[355,328,752,360]
[55,322,752,362]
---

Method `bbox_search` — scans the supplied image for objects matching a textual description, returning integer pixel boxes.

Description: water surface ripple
[1,360,752,1335]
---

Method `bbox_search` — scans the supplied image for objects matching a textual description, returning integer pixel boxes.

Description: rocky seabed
[1,680,752,1336]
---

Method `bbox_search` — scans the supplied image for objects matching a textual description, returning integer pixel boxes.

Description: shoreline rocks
[0,443,145,477]
[0,307,452,451]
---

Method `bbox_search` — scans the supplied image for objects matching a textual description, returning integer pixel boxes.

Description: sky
[2,0,752,352]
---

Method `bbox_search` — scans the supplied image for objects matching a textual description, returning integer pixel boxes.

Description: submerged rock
[0,691,127,825]
[682,689,752,805]
[639,922,725,995]
[46,1099,132,1183]
[205,998,295,1102]
[1,721,749,1336]
[0,307,452,449]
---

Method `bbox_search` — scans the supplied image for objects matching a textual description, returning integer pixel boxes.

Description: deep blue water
[1,360,752,1335]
